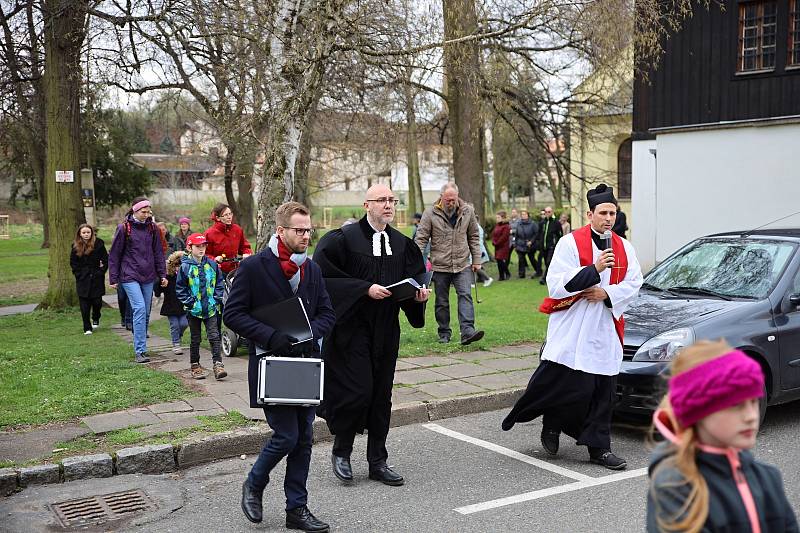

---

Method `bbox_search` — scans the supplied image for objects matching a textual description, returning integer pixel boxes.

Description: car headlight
[632,328,695,362]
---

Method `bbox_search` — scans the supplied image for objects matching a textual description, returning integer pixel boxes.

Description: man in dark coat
[313,184,430,487]
[536,206,563,285]
[224,202,335,532]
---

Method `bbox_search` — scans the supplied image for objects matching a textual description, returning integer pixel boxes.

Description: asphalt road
[4,401,800,533]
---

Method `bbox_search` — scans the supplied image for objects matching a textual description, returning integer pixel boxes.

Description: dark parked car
[616,229,800,421]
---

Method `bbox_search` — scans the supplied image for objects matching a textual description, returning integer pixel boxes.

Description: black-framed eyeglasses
[285,227,315,236]
[366,197,399,206]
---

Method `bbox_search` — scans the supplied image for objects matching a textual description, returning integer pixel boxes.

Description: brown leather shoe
[213,362,227,380]
[191,363,207,379]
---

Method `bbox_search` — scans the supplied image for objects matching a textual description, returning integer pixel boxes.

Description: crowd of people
[67,186,796,533]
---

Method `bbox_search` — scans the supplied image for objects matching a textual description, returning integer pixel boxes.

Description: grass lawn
[0,309,194,430]
[397,262,549,356]
[0,224,119,306]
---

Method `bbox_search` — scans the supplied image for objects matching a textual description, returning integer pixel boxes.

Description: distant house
[568,48,633,231]
[632,0,800,271]
[130,153,217,188]
[177,112,454,207]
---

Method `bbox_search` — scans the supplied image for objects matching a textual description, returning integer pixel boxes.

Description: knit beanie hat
[669,349,764,427]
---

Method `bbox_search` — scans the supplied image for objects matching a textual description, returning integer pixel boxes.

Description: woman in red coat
[204,203,253,275]
[492,211,512,281]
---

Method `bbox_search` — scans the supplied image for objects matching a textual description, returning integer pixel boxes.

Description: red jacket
[204,220,252,273]
[491,222,511,261]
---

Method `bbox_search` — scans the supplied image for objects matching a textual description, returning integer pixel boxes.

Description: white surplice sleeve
[546,234,587,299]
[603,238,643,319]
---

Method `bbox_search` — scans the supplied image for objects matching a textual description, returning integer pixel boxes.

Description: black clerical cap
[587,184,617,210]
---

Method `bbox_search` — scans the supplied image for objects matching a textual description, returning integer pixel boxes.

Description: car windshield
[644,238,796,299]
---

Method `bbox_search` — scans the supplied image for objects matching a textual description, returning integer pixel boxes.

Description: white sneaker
[84,330,93,335]
[92,322,99,329]
[172,344,183,355]
[483,277,494,288]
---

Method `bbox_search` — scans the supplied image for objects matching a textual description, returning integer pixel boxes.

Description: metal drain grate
[51,489,155,527]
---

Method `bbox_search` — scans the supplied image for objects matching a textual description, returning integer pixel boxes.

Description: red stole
[277,237,305,281]
[538,225,628,345]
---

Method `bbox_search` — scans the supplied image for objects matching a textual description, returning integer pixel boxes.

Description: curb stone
[177,426,272,467]
[62,453,113,481]
[116,444,176,475]
[1,386,527,496]
[18,464,60,487]
[0,468,18,496]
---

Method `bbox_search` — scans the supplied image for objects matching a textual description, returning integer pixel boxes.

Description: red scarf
[539,224,628,344]
[277,237,305,281]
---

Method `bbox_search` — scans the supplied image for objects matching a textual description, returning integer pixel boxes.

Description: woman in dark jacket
[70,224,109,334]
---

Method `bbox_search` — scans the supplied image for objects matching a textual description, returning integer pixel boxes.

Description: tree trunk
[442,0,485,223]
[255,0,345,250]
[223,144,239,215]
[234,151,256,238]
[40,0,86,309]
[294,120,314,208]
[257,113,304,250]
[403,85,423,216]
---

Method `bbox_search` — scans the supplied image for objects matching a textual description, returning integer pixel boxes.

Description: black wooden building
[634,0,800,139]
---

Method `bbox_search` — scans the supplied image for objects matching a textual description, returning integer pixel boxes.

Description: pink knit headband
[669,350,764,427]
[132,200,151,212]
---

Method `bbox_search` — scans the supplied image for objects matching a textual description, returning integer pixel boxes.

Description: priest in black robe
[314,184,430,487]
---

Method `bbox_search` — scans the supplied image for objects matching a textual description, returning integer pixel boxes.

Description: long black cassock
[313,216,426,464]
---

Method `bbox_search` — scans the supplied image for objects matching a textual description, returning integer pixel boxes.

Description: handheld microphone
[601,230,612,251]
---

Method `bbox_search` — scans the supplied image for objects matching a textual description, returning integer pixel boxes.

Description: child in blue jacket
[176,233,226,380]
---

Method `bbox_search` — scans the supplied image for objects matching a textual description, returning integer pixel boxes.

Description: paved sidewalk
[0,297,540,465]
[0,295,117,317]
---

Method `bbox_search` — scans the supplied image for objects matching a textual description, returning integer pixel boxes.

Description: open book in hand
[385,271,433,302]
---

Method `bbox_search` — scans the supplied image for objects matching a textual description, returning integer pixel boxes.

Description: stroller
[219,257,249,357]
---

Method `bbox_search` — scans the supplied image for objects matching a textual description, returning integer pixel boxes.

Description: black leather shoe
[460,330,485,346]
[541,428,560,456]
[590,450,627,470]
[286,505,329,532]
[241,480,263,523]
[369,464,405,486]
[331,454,353,482]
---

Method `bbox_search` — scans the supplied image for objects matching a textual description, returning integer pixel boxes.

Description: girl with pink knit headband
[647,340,797,532]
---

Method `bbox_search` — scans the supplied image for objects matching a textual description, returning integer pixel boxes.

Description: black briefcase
[257,356,324,406]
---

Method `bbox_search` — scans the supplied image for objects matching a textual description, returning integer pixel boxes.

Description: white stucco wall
[635,122,800,271]
[631,139,657,272]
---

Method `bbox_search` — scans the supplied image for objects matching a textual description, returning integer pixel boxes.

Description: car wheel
[221,328,238,357]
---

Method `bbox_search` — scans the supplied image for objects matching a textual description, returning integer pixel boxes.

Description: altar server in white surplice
[502,184,642,470]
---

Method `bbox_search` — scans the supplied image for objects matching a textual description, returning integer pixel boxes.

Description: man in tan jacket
[415,182,485,345]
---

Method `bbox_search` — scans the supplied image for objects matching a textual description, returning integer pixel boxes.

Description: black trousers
[496,259,510,280]
[516,249,541,277]
[79,297,102,332]
[187,314,222,364]
[540,247,556,280]
[248,405,315,510]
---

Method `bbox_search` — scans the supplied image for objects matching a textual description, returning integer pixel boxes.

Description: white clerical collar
[366,217,392,256]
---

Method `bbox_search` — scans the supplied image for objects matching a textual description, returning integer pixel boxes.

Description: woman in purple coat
[108,197,167,363]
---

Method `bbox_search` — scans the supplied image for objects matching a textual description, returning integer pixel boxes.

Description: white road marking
[453,468,649,514]
[422,423,593,482]
[421,422,649,515]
